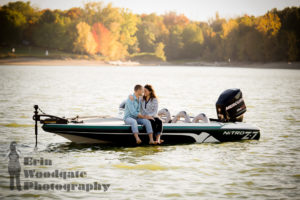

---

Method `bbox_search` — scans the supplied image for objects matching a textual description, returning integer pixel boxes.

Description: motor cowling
[216,88,246,122]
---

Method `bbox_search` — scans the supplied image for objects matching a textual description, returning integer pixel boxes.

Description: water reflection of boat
[33,88,260,145]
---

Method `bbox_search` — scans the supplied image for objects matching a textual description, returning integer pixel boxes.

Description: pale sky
[1,0,299,21]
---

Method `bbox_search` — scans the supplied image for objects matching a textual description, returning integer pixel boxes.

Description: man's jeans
[124,117,153,134]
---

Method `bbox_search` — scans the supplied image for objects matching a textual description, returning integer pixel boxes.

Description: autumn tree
[66,7,83,20]
[92,23,112,56]
[92,22,127,60]
[0,1,299,62]
[222,19,238,38]
[256,12,281,36]
[163,12,189,28]
[73,22,97,55]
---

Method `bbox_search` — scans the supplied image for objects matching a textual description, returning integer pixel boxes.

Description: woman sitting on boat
[130,84,163,144]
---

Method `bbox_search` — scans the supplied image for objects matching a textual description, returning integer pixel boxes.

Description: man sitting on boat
[129,84,163,144]
[124,84,156,144]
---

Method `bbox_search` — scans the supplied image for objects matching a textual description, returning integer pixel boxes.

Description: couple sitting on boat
[123,84,163,144]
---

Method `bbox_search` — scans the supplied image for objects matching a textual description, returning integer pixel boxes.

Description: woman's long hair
[143,84,157,101]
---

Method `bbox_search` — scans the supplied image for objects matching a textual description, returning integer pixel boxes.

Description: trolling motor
[32,105,68,147]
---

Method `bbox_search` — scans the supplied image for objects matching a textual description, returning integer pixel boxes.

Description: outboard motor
[216,88,246,122]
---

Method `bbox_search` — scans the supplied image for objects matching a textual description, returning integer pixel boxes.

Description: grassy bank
[0,46,164,62]
[0,46,105,60]
[1,46,299,69]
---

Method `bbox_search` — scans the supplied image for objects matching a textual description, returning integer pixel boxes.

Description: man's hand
[138,114,144,119]
[138,114,154,120]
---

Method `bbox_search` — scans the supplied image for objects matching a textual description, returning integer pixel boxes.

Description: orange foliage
[92,22,112,57]
[92,22,127,59]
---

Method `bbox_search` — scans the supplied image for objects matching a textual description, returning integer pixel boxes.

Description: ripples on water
[0,66,299,199]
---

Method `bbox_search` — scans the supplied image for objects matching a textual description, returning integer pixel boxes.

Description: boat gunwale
[42,123,260,132]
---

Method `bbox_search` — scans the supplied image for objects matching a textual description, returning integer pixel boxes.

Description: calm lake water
[0,65,299,199]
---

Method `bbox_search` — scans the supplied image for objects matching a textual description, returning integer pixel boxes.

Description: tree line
[0,1,299,61]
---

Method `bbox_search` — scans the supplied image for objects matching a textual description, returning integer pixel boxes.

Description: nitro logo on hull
[223,131,246,135]
[223,131,259,140]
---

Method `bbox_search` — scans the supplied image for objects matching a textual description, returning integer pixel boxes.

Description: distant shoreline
[0,57,299,69]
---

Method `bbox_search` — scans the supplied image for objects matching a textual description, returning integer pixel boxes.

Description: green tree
[2,1,39,23]
[0,9,26,45]
[119,10,139,53]
[276,7,300,61]
[181,23,204,58]
[154,42,166,61]
[210,12,226,33]
[182,23,204,45]
[136,21,156,52]
[33,12,73,51]
[164,25,184,60]
[286,31,298,61]
[39,9,57,24]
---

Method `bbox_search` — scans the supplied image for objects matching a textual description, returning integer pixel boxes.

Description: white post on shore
[12,48,15,53]
[45,50,48,56]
